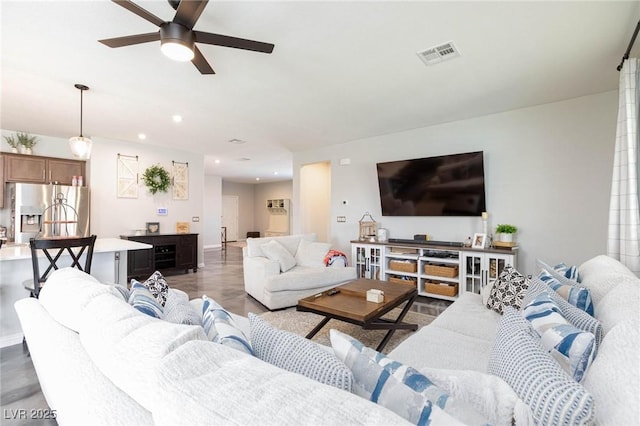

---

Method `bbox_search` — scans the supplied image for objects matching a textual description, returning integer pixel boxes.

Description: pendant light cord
[79,89,84,137]
[74,83,89,138]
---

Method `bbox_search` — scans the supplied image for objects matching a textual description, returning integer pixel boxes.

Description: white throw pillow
[261,239,297,272]
[295,239,331,267]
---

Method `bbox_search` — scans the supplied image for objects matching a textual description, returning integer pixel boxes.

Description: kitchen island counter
[0,237,152,347]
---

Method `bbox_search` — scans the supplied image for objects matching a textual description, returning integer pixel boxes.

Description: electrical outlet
[192,216,200,222]
[336,216,346,223]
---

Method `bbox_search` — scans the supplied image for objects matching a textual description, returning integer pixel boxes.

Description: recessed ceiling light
[255,177,260,181]
[273,171,279,175]
[138,133,147,140]
[214,159,220,164]
[172,115,183,123]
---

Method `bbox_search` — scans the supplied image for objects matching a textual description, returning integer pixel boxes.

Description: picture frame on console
[146,222,160,235]
[472,233,487,249]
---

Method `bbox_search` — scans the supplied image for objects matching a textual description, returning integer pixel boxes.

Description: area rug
[259,308,436,353]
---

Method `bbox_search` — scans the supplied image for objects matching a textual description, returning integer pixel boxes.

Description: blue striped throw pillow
[202,296,253,356]
[522,278,602,349]
[538,270,594,316]
[488,307,595,425]
[330,330,489,425]
[128,280,164,319]
[522,293,596,382]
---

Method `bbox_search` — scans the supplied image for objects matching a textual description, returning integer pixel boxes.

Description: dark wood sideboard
[120,233,198,281]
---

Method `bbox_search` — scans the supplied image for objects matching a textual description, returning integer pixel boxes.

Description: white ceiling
[2,1,639,183]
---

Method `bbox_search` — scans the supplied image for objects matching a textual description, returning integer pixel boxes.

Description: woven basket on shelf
[425,281,458,297]
[389,276,417,286]
[389,260,417,273]
[424,264,459,278]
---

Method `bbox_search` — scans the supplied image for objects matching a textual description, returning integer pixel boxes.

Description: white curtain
[607,58,640,276]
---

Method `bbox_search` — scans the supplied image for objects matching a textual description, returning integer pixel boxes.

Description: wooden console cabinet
[121,233,198,280]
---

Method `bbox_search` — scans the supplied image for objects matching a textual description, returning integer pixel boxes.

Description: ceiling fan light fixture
[69,84,92,160]
[160,23,195,62]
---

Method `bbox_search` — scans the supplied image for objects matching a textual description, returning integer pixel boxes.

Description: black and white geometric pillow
[486,265,529,314]
[143,270,169,307]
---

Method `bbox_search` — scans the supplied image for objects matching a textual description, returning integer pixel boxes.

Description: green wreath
[142,164,171,194]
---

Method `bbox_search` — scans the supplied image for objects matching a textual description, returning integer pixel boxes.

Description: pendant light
[69,83,92,160]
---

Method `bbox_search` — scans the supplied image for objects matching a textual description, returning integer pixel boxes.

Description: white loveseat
[242,233,356,309]
[15,254,639,425]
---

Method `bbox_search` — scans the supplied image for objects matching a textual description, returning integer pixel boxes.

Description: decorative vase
[499,233,514,243]
[11,148,17,153]
[25,148,32,155]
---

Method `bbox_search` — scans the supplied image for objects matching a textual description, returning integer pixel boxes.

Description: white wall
[222,181,256,240]
[204,175,222,248]
[254,180,293,236]
[1,132,206,265]
[293,91,618,276]
[300,162,331,241]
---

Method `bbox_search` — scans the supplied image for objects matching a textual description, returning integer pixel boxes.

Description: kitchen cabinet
[121,234,198,281]
[3,153,85,186]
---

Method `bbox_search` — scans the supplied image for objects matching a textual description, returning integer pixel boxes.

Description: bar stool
[25,235,97,298]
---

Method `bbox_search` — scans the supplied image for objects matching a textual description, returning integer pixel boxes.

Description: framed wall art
[117,154,139,198]
[172,161,189,200]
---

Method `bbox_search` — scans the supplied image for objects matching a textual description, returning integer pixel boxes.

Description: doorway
[221,195,239,242]
[300,161,331,241]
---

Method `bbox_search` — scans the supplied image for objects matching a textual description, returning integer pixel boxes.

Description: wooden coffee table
[296,278,418,351]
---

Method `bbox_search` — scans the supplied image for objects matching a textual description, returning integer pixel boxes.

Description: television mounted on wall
[376,151,486,216]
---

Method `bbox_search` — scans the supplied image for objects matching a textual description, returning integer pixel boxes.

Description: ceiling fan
[98,0,275,74]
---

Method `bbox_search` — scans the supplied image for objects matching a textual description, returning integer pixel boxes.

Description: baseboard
[1,333,24,348]
[204,244,222,250]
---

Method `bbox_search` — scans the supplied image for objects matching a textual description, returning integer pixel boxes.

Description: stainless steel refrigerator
[7,183,90,243]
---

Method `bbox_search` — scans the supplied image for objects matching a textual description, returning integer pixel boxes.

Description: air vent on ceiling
[417,41,461,66]
[228,138,247,144]
[236,157,251,161]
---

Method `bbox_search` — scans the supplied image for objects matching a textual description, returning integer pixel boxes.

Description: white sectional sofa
[15,268,406,426]
[14,254,639,425]
[242,233,356,309]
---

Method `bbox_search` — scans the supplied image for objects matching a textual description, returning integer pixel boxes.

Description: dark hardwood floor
[0,245,451,425]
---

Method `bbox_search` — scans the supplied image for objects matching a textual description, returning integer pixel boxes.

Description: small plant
[17,132,39,149]
[3,134,19,149]
[496,224,518,234]
[142,164,171,194]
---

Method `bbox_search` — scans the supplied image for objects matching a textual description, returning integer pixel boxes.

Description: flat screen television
[376,151,486,216]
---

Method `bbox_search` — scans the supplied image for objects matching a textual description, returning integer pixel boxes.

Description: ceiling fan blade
[192,46,215,74]
[194,31,274,54]
[112,0,165,27]
[99,32,160,48]
[173,0,209,30]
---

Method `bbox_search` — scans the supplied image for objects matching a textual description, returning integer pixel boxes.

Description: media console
[351,240,518,302]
